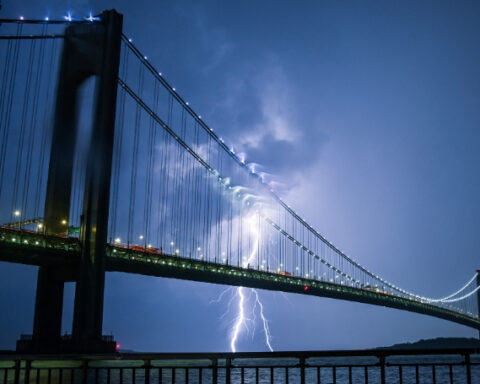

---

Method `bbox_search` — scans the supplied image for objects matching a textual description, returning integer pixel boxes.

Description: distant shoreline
[378,337,480,350]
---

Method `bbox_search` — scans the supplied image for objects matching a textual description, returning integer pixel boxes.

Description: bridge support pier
[16,9,122,354]
[20,267,65,352]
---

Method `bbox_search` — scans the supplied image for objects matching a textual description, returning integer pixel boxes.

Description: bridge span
[1,227,479,333]
[0,10,478,352]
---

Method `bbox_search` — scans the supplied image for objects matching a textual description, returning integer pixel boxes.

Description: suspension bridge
[0,10,479,353]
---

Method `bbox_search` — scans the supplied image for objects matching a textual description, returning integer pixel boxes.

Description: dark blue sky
[1,0,480,351]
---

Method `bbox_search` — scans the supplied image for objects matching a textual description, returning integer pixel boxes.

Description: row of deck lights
[7,214,433,301]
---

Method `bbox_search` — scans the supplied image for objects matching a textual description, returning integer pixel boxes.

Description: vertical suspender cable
[11,38,36,221]
[127,63,144,245]
[0,24,22,204]
[143,80,157,247]
[22,25,47,221]
[34,36,57,221]
[110,41,129,241]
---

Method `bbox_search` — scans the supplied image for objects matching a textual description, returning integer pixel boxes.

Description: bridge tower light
[14,210,21,217]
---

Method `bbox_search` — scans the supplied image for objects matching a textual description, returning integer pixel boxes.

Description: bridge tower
[19,10,123,353]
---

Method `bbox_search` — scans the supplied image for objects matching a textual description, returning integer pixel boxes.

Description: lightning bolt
[230,286,246,352]
[229,212,274,353]
[252,288,273,351]
[210,207,274,352]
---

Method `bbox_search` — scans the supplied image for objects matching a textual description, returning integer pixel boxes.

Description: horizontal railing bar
[1,348,478,360]
[2,364,470,370]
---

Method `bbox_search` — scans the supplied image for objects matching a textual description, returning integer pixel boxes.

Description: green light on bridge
[68,226,80,234]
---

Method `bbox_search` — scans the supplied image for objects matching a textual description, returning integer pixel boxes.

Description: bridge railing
[0,349,479,384]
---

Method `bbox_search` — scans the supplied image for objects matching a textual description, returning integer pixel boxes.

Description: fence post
[24,360,31,384]
[212,358,217,384]
[225,358,231,384]
[379,356,386,384]
[465,353,472,384]
[145,359,151,384]
[82,359,88,384]
[13,359,20,384]
[300,357,305,384]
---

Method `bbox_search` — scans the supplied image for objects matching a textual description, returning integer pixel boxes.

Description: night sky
[1,1,480,351]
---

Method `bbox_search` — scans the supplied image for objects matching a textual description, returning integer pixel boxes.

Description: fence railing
[0,348,479,384]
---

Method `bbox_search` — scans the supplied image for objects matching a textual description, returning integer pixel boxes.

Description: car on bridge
[277,270,293,277]
[114,243,164,256]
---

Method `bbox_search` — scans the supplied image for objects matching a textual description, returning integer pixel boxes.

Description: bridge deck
[1,227,479,331]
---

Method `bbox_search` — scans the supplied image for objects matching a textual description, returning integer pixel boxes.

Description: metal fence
[0,348,479,384]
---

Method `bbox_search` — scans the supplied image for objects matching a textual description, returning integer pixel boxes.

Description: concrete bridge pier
[30,267,66,352]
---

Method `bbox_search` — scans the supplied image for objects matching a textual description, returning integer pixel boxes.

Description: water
[89,355,480,384]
